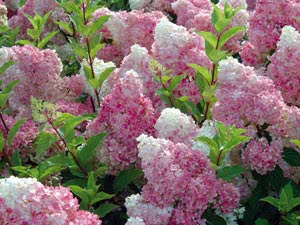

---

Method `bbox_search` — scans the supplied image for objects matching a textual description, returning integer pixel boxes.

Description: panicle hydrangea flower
[137,134,227,224]
[125,194,173,225]
[267,26,300,106]
[214,181,240,214]
[232,172,257,199]
[152,17,211,76]
[0,46,88,117]
[171,0,212,32]
[92,8,123,65]
[154,107,199,147]
[129,0,176,12]
[0,176,102,225]
[0,115,38,158]
[152,17,211,103]
[0,1,7,26]
[9,0,67,44]
[126,217,146,225]
[212,57,287,128]
[241,0,300,66]
[246,0,256,10]
[104,10,164,57]
[172,0,248,53]
[241,138,282,175]
[86,71,156,172]
[116,45,159,103]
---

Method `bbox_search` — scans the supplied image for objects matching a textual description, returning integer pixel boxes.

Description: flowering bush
[1,0,300,224]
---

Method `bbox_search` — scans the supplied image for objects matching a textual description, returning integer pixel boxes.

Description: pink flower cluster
[0,115,38,158]
[154,107,199,147]
[241,0,300,66]
[114,45,160,110]
[125,194,173,225]
[129,0,176,12]
[9,0,67,44]
[0,176,102,225]
[151,17,211,103]
[212,57,286,128]
[212,57,300,174]
[0,45,90,117]
[86,71,156,172]
[241,138,282,175]
[133,134,240,224]
[93,8,164,65]
[267,26,300,106]
[172,0,249,53]
[152,17,211,76]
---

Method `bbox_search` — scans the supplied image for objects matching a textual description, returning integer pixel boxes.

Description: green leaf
[16,39,34,46]
[217,165,246,181]
[280,183,293,206]
[97,66,115,90]
[189,64,211,83]
[56,21,73,34]
[260,197,281,209]
[11,150,22,166]
[113,168,143,193]
[202,85,217,102]
[90,192,114,205]
[46,154,74,167]
[283,214,298,225]
[0,61,14,75]
[255,218,270,225]
[197,31,218,48]
[195,72,209,93]
[90,15,110,34]
[7,119,26,147]
[168,75,184,92]
[78,133,107,165]
[196,136,219,151]
[218,26,245,49]
[0,132,4,152]
[87,171,96,191]
[283,148,300,166]
[39,166,65,180]
[38,31,59,48]
[288,198,300,212]
[155,88,171,96]
[207,49,227,64]
[95,203,118,218]
[35,132,59,156]
[291,139,300,148]
[211,5,230,33]
[69,185,89,209]
[222,135,250,152]
[88,78,101,89]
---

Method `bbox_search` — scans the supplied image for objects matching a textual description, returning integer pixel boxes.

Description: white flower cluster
[218,57,242,83]
[155,107,199,145]
[154,17,190,49]
[126,217,145,225]
[0,3,7,26]
[125,194,173,225]
[137,134,163,162]
[277,26,300,49]
[0,177,41,210]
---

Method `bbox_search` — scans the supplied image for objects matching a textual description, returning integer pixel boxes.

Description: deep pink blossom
[86,71,156,172]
